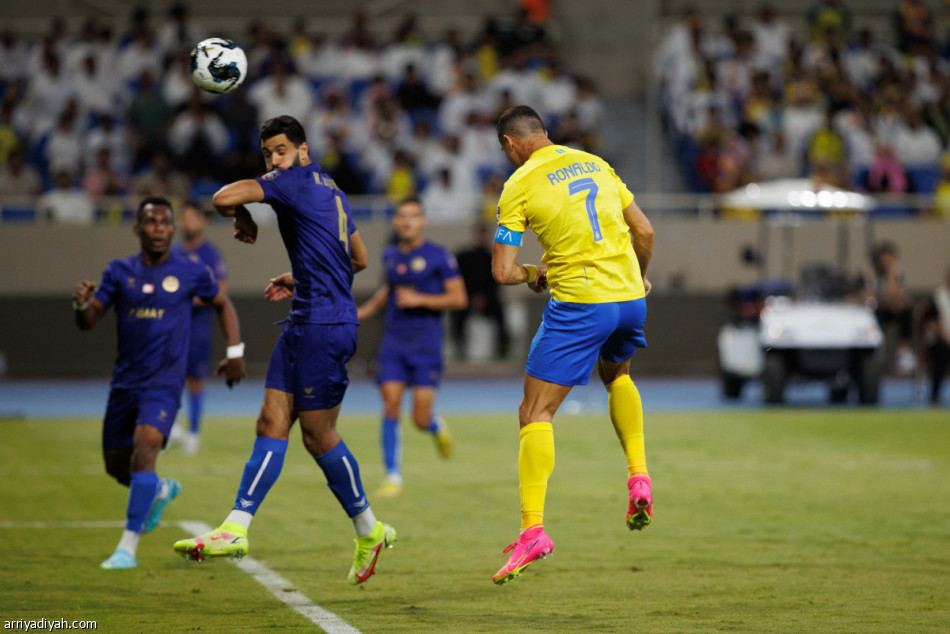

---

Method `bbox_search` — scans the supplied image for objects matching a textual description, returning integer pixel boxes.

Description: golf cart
[716,180,884,404]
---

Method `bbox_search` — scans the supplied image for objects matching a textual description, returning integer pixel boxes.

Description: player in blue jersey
[355,197,468,497]
[173,115,397,585]
[169,201,229,456]
[73,196,245,570]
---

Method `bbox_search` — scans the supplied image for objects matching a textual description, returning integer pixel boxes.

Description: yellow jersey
[496,144,644,303]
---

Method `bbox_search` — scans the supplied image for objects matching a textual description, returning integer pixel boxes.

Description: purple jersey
[256,164,359,324]
[381,241,460,353]
[172,240,227,339]
[93,253,219,390]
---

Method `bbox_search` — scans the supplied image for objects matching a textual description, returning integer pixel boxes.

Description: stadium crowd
[655,0,950,215]
[0,4,602,224]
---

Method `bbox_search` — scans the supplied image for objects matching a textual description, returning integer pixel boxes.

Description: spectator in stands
[920,265,950,405]
[844,29,881,92]
[869,241,917,374]
[83,148,127,199]
[163,52,204,110]
[421,167,474,225]
[806,108,847,187]
[867,144,908,193]
[37,170,94,224]
[0,30,29,83]
[155,3,205,59]
[934,152,950,218]
[320,130,366,195]
[781,73,824,166]
[247,57,313,128]
[893,105,942,171]
[20,51,74,138]
[0,101,22,166]
[385,149,417,202]
[0,146,41,197]
[396,63,439,116]
[452,223,510,360]
[752,4,791,66]
[381,15,427,83]
[127,70,173,168]
[130,150,189,202]
[74,54,116,118]
[807,0,851,45]
[117,30,161,85]
[440,72,493,136]
[894,0,934,54]
[45,102,84,181]
[86,114,131,176]
[167,93,229,175]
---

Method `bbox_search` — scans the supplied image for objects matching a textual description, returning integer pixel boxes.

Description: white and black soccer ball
[190,38,247,94]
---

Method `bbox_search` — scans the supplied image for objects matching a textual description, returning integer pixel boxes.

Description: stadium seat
[906,166,940,194]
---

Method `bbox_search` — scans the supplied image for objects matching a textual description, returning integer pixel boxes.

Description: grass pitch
[1,408,948,632]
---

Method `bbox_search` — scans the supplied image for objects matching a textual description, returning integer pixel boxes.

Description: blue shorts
[525,298,647,386]
[376,347,442,387]
[265,322,357,410]
[102,386,181,450]
[186,334,212,379]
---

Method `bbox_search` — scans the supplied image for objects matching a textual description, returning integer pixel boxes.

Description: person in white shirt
[893,106,942,168]
[247,58,314,128]
[421,167,475,225]
[921,266,950,405]
[38,170,95,224]
[751,4,791,67]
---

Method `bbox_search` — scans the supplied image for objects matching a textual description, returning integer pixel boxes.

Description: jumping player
[489,106,656,584]
[73,196,245,570]
[173,115,397,585]
[355,196,468,497]
[169,201,228,455]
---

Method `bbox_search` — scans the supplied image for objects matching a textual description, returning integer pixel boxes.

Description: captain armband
[493,225,523,247]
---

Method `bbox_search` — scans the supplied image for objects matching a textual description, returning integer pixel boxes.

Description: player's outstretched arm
[356,285,390,322]
[350,231,369,273]
[213,180,265,245]
[491,242,548,293]
[622,200,655,285]
[207,288,246,387]
[73,280,107,330]
[395,277,469,311]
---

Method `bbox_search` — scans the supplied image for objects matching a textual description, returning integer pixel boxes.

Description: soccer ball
[190,38,247,94]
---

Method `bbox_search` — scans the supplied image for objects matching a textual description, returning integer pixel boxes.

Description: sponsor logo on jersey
[143,283,154,294]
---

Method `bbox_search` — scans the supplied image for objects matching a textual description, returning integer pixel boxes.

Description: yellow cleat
[433,418,453,459]
[173,522,248,562]
[375,479,403,498]
[348,521,397,585]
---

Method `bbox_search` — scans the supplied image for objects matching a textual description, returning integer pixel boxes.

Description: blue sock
[233,437,287,515]
[125,471,161,533]
[425,415,443,435]
[313,441,369,518]
[189,390,205,434]
[381,417,401,476]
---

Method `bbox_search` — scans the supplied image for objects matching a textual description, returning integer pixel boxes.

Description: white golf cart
[716,180,884,405]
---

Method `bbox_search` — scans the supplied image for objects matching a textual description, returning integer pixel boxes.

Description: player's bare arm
[622,200,655,295]
[395,277,468,310]
[212,180,265,245]
[73,280,107,330]
[357,284,390,321]
[264,272,295,302]
[491,241,548,293]
[350,231,369,273]
[206,288,246,387]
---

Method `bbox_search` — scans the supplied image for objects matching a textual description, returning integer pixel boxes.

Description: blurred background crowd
[656,0,950,217]
[0,3,604,224]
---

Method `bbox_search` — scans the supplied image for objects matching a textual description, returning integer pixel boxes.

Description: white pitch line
[178,521,360,634]
[0,519,360,634]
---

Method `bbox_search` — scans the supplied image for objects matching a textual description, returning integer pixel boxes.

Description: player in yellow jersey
[490,106,656,585]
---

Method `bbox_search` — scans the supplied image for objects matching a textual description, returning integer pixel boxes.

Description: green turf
[1,409,948,632]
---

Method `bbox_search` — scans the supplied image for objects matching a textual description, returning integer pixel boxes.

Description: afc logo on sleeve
[261,169,281,181]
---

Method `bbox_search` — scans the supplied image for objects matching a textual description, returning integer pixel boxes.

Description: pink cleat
[626,473,653,531]
[492,525,555,585]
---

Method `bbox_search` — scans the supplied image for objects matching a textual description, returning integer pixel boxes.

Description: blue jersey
[381,241,460,353]
[172,240,227,341]
[93,253,219,390]
[256,164,359,325]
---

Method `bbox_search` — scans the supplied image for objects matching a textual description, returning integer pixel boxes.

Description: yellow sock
[518,422,554,530]
[606,375,648,476]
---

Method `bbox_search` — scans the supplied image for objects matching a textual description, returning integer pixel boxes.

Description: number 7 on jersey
[569,177,603,242]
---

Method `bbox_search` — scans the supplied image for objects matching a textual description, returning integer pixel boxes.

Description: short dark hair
[496,105,546,143]
[396,195,424,214]
[137,196,173,223]
[260,115,306,146]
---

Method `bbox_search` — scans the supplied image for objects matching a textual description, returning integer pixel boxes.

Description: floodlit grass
[1,409,948,632]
